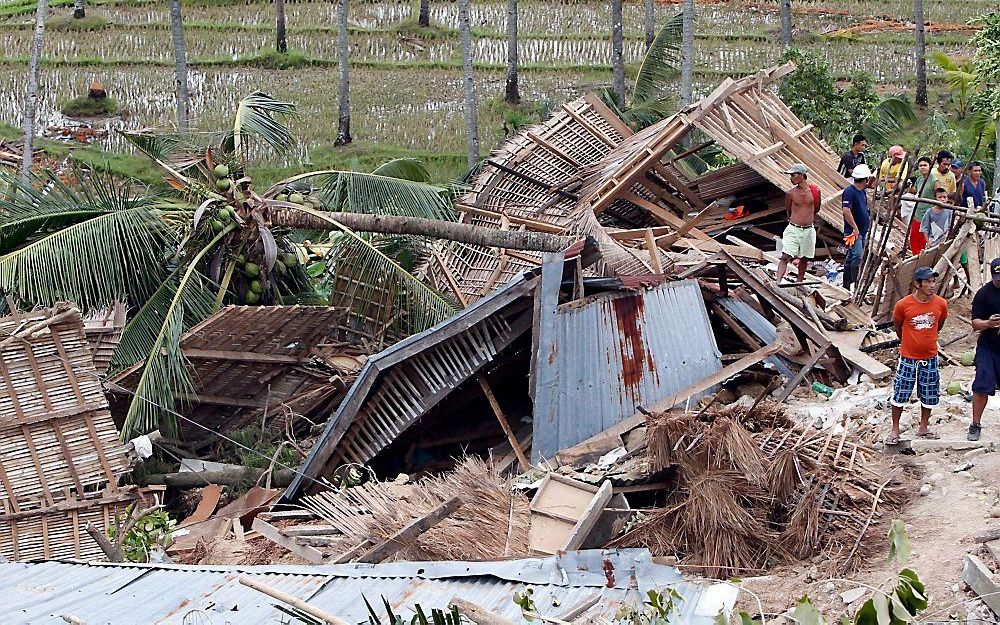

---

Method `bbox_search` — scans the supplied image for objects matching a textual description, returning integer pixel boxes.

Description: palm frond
[0,205,170,310]
[223,91,298,156]
[289,206,458,347]
[931,50,959,72]
[858,97,919,148]
[631,11,683,107]
[267,170,455,221]
[120,128,187,162]
[121,225,234,438]
[371,158,432,183]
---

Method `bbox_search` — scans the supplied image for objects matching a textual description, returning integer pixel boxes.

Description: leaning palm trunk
[335,0,352,145]
[644,0,655,49]
[268,208,576,252]
[275,0,287,53]
[504,0,520,104]
[995,123,1000,194]
[680,0,695,106]
[780,0,792,48]
[914,0,927,107]
[21,0,47,184]
[169,0,190,132]
[458,0,480,167]
[611,0,625,102]
[73,0,85,19]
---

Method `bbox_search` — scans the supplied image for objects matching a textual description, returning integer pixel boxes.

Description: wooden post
[357,496,463,563]
[239,575,349,625]
[478,376,530,471]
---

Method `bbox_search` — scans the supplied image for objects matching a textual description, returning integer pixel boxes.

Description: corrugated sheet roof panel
[533,280,722,461]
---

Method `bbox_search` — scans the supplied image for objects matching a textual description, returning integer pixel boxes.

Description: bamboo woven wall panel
[0,498,132,561]
[82,302,126,377]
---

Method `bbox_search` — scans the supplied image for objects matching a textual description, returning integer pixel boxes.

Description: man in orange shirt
[888,266,948,444]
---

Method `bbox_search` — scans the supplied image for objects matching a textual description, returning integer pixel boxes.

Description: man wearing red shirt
[888,266,948,444]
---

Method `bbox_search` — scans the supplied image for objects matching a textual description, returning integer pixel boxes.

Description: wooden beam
[179,349,300,364]
[356,496,463,563]
[656,202,718,247]
[653,163,707,208]
[621,191,712,240]
[251,517,329,563]
[478,376,530,471]
[774,344,828,403]
[562,480,613,551]
[644,229,664,274]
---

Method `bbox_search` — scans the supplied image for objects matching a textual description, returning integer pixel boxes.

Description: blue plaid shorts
[891,356,940,408]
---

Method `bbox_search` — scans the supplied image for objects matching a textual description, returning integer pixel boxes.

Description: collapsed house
[0,304,138,560]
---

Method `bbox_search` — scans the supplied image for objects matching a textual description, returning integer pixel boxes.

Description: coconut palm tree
[458,0,479,167]
[644,0,655,49]
[780,0,792,48]
[21,0,47,182]
[335,0,351,145]
[417,0,430,27]
[680,0,694,107]
[932,51,977,119]
[276,0,287,53]
[914,0,927,107]
[504,0,520,104]
[73,0,85,19]
[169,0,190,132]
[0,92,568,439]
[611,0,625,102]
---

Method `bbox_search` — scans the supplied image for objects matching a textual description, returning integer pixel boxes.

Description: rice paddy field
[0,0,986,182]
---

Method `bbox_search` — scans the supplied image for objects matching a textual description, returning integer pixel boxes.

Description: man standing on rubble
[776,163,819,283]
[888,266,948,445]
[838,134,868,178]
[968,258,1000,442]
[842,163,872,291]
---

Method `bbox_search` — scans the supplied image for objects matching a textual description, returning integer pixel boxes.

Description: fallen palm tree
[609,401,914,577]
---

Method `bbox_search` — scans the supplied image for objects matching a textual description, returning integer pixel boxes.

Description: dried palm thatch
[609,401,913,577]
[300,457,531,562]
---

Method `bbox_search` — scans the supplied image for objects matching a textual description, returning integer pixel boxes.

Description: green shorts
[781,224,816,259]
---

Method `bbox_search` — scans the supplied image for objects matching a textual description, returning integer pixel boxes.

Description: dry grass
[609,401,913,577]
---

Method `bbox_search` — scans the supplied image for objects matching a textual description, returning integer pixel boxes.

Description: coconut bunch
[610,400,913,576]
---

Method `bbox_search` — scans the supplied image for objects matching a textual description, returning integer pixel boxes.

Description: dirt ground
[739,293,1000,622]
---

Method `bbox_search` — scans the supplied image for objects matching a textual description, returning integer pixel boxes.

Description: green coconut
[235,253,246,265]
[961,350,976,366]
[249,279,263,294]
[288,192,305,204]
[275,193,288,202]
[244,262,261,278]
[273,261,287,276]
[216,178,232,191]
[245,290,260,304]
[218,207,233,222]
[281,252,299,267]
[210,219,225,233]
[214,164,230,178]
[947,381,964,395]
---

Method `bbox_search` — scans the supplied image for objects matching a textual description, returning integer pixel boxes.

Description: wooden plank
[653,163,707,208]
[356,496,463,563]
[644,229,664,274]
[827,330,892,380]
[50,420,85,496]
[251,517,329,564]
[775,344,828,403]
[434,251,471,307]
[180,349,301,364]
[478,376,530,471]
[656,202,717,247]
[562,480,613,551]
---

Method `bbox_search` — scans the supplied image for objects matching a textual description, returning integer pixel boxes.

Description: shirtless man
[776,164,820,282]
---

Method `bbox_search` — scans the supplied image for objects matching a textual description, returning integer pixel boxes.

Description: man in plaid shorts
[888,266,948,444]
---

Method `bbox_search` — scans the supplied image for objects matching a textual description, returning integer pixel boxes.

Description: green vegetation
[394,18,455,40]
[60,95,120,117]
[48,14,112,31]
[107,505,176,563]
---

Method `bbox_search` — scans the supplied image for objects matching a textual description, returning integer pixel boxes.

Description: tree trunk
[73,0,85,19]
[418,0,430,27]
[21,0,47,184]
[268,208,577,252]
[680,0,695,106]
[458,0,480,168]
[643,0,655,49]
[914,0,927,107]
[168,0,190,133]
[335,0,352,145]
[275,0,287,54]
[611,0,625,102]
[504,0,520,104]
[995,122,1000,194]
[780,0,792,49]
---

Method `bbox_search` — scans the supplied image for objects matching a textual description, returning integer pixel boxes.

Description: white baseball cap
[852,163,873,180]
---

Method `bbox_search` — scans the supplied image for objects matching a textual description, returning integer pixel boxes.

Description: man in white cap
[842,163,873,291]
[776,163,820,283]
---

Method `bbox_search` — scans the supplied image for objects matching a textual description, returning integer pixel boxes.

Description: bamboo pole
[239,575,349,625]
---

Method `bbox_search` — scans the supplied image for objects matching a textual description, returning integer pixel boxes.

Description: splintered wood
[0,304,137,561]
[609,401,912,577]
[299,457,531,562]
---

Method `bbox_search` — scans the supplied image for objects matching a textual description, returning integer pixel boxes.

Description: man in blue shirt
[842,163,872,291]
[961,161,987,209]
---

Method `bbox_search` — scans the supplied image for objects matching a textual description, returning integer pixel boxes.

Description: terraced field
[0,0,986,181]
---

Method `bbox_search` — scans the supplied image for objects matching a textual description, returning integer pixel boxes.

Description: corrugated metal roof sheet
[532,277,722,461]
[0,550,738,625]
[715,297,794,378]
